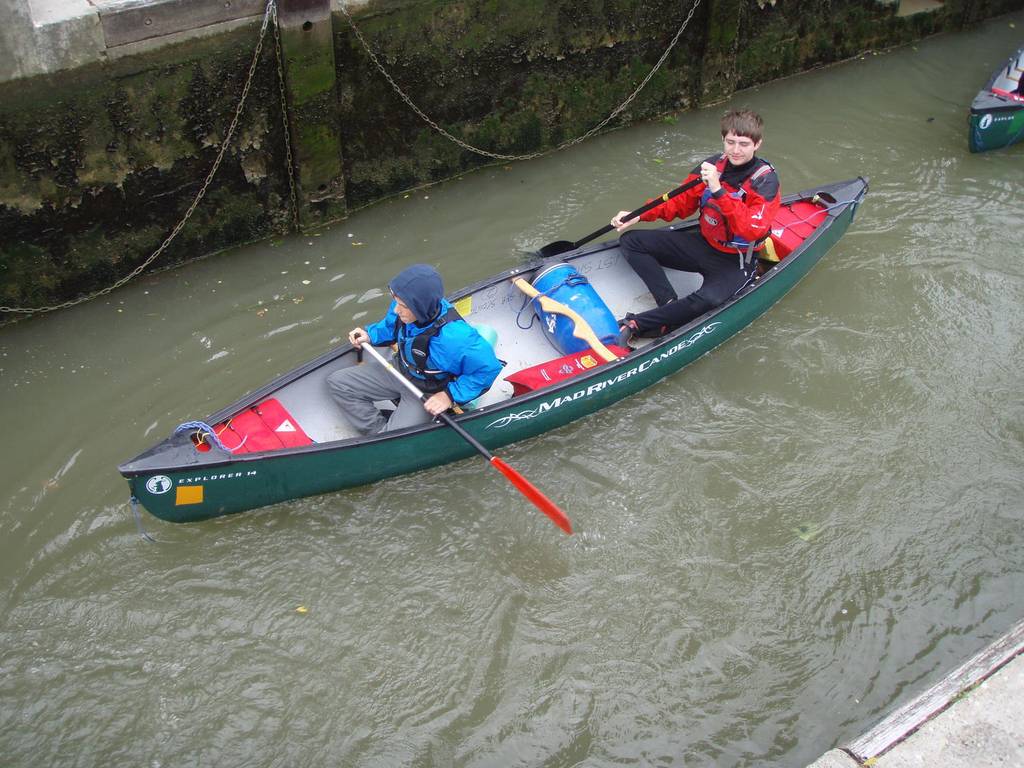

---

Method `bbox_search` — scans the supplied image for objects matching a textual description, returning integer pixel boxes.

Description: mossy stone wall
[2,0,1022,310]
[0,22,291,309]
[279,0,347,226]
[334,0,708,204]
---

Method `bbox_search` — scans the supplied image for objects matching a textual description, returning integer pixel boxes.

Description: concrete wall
[0,0,371,84]
[0,0,105,82]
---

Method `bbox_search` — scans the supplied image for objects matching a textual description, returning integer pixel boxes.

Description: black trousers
[620,228,749,334]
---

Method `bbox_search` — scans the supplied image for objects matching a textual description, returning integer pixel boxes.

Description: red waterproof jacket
[640,155,781,254]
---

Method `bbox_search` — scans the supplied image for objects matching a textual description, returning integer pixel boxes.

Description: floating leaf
[794,523,822,542]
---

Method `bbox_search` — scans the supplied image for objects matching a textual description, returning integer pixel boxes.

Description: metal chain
[1,0,284,316]
[3,0,700,316]
[271,1,301,232]
[339,0,702,162]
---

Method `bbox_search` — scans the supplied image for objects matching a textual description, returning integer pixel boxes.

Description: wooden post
[277,0,346,228]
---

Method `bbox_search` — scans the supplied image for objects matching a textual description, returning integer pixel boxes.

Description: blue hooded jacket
[365,264,502,405]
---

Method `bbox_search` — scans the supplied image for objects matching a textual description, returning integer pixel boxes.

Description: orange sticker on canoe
[175,485,204,505]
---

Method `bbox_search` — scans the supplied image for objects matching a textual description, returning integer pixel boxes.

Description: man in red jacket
[612,109,780,342]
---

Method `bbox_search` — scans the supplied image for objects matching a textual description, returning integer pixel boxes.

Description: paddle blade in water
[537,240,575,259]
[489,456,573,534]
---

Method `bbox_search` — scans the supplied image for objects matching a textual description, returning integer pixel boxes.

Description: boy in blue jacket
[327,264,502,434]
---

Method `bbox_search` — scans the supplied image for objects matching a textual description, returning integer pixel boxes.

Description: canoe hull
[968,45,1024,153]
[969,93,1024,152]
[122,178,868,523]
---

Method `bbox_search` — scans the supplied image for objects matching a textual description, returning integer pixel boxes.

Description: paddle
[537,176,703,259]
[512,277,619,363]
[358,342,573,535]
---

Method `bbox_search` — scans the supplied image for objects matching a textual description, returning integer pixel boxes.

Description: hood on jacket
[389,264,444,324]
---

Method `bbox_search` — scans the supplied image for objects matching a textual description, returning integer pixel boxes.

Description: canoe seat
[993,58,1024,95]
[461,380,514,410]
[204,398,314,454]
[463,322,506,410]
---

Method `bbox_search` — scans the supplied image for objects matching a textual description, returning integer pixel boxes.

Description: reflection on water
[2,12,1023,766]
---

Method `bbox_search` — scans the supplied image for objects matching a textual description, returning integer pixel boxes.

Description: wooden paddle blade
[537,240,575,259]
[489,456,573,534]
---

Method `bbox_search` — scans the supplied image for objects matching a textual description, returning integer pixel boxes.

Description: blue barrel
[530,263,619,355]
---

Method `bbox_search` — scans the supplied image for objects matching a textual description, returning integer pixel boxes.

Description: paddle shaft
[361,344,504,460]
[539,176,702,257]
[584,176,702,246]
[358,343,572,534]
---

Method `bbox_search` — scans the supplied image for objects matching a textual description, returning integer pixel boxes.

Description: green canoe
[119,177,868,524]
[968,44,1024,153]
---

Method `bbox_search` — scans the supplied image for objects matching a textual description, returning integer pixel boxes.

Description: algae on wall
[334,0,708,206]
[332,0,1022,209]
[0,21,291,309]
[3,0,1023,310]
[732,0,943,87]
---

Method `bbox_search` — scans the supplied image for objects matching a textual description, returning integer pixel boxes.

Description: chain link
[2,0,290,316]
[3,0,700,316]
[339,0,702,162]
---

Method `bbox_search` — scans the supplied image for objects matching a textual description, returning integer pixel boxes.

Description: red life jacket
[698,156,777,254]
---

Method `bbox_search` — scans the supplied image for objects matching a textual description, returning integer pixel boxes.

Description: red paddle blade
[490,456,573,534]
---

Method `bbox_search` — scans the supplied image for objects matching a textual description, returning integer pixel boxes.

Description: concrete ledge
[0,0,105,81]
[806,618,1024,767]
[869,652,1024,766]
[806,748,860,768]
[30,0,105,71]
[30,0,96,26]
[846,618,1024,761]
[0,0,267,82]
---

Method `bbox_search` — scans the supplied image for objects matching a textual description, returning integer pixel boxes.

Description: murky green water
[2,13,1023,767]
